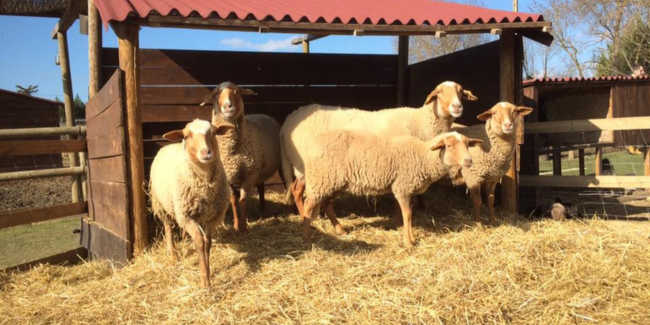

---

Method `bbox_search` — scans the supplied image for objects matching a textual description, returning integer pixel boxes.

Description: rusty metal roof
[524,75,650,86]
[94,0,545,29]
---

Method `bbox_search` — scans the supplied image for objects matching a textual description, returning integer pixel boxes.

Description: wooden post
[302,40,309,53]
[397,36,409,106]
[552,148,562,176]
[57,30,82,203]
[644,148,650,176]
[579,149,585,176]
[88,0,102,98]
[115,22,148,255]
[500,30,517,213]
[595,148,603,176]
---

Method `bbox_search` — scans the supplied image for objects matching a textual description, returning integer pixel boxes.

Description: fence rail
[0,202,87,230]
[0,126,86,139]
[525,116,650,134]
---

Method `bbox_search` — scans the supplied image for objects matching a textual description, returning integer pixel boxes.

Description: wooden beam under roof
[143,16,553,45]
[291,34,328,45]
[50,0,86,39]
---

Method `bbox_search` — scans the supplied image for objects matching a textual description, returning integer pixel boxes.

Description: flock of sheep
[148,81,533,288]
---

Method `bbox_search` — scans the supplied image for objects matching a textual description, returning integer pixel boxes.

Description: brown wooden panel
[81,218,131,265]
[88,155,127,183]
[87,180,129,238]
[142,105,212,123]
[86,99,124,138]
[103,48,397,86]
[408,41,501,127]
[140,85,397,106]
[86,69,122,120]
[2,247,88,273]
[87,126,125,159]
[612,83,650,146]
[0,140,86,156]
[0,202,87,230]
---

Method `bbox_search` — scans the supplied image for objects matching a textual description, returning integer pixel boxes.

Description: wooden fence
[519,116,650,189]
[0,125,88,271]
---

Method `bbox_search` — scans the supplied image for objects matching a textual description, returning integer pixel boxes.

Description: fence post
[56,30,83,203]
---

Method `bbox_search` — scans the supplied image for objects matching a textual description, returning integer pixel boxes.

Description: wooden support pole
[302,40,309,53]
[0,126,85,139]
[88,0,102,98]
[500,30,517,214]
[397,35,409,106]
[115,23,148,255]
[0,166,86,182]
[595,147,603,176]
[552,148,562,176]
[57,30,83,204]
[579,149,585,176]
[644,148,650,176]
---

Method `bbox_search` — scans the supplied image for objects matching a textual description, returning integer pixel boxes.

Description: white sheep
[149,119,234,288]
[301,131,483,247]
[449,102,533,223]
[280,81,477,225]
[201,82,282,233]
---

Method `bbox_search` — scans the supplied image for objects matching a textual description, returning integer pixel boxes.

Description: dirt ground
[0,176,73,212]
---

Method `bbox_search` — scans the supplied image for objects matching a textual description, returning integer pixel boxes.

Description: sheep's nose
[201,148,212,159]
[463,157,473,167]
[452,102,462,110]
[504,121,512,129]
[224,103,232,110]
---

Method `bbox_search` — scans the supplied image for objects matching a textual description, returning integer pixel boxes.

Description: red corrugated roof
[94,0,545,29]
[523,75,650,86]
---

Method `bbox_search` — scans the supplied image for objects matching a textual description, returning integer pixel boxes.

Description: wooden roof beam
[290,34,328,45]
[50,0,86,39]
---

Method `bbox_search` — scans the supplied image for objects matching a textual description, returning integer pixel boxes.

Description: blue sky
[0,0,536,102]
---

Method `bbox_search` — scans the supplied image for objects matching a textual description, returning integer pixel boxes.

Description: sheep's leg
[486,181,498,223]
[323,197,347,236]
[257,184,266,215]
[230,188,241,231]
[291,177,306,217]
[302,198,321,245]
[237,187,250,233]
[163,220,177,262]
[184,220,210,289]
[469,185,482,222]
[203,219,219,284]
[395,195,415,247]
[391,198,403,228]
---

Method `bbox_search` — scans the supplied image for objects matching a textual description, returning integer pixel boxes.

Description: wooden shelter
[76,0,554,262]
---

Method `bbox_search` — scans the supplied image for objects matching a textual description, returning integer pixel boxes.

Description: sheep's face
[162,119,234,166]
[430,132,483,168]
[200,82,257,122]
[424,81,478,119]
[477,102,533,137]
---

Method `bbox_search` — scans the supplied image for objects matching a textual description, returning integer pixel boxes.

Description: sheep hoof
[334,226,347,236]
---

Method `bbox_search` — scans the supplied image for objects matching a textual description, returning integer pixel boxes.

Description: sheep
[200,82,282,233]
[280,81,478,220]
[301,130,483,247]
[149,119,234,288]
[448,102,533,223]
[528,197,583,220]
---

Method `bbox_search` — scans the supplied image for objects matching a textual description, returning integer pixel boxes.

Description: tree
[55,94,86,121]
[401,0,494,64]
[15,84,39,96]
[596,18,650,76]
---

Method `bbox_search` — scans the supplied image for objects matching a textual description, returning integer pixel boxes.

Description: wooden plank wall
[407,40,501,127]
[82,70,132,264]
[0,91,63,172]
[612,82,650,146]
[102,48,398,175]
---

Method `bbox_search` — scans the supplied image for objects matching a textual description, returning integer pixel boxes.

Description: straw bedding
[1,189,649,324]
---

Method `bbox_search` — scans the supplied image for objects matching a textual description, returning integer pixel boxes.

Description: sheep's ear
[468,138,483,147]
[238,88,258,96]
[462,89,478,101]
[213,123,235,136]
[429,135,446,151]
[162,130,184,142]
[516,106,534,116]
[424,86,442,105]
[476,109,492,121]
[200,87,222,106]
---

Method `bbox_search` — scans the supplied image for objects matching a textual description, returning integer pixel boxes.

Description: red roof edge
[523,75,650,86]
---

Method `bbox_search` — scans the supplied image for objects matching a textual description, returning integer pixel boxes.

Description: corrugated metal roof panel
[94,0,545,29]
[523,75,650,86]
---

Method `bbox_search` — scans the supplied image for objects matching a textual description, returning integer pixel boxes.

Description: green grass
[539,150,646,176]
[0,217,81,268]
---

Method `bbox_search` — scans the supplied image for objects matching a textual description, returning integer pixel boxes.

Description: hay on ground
[1,189,649,324]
